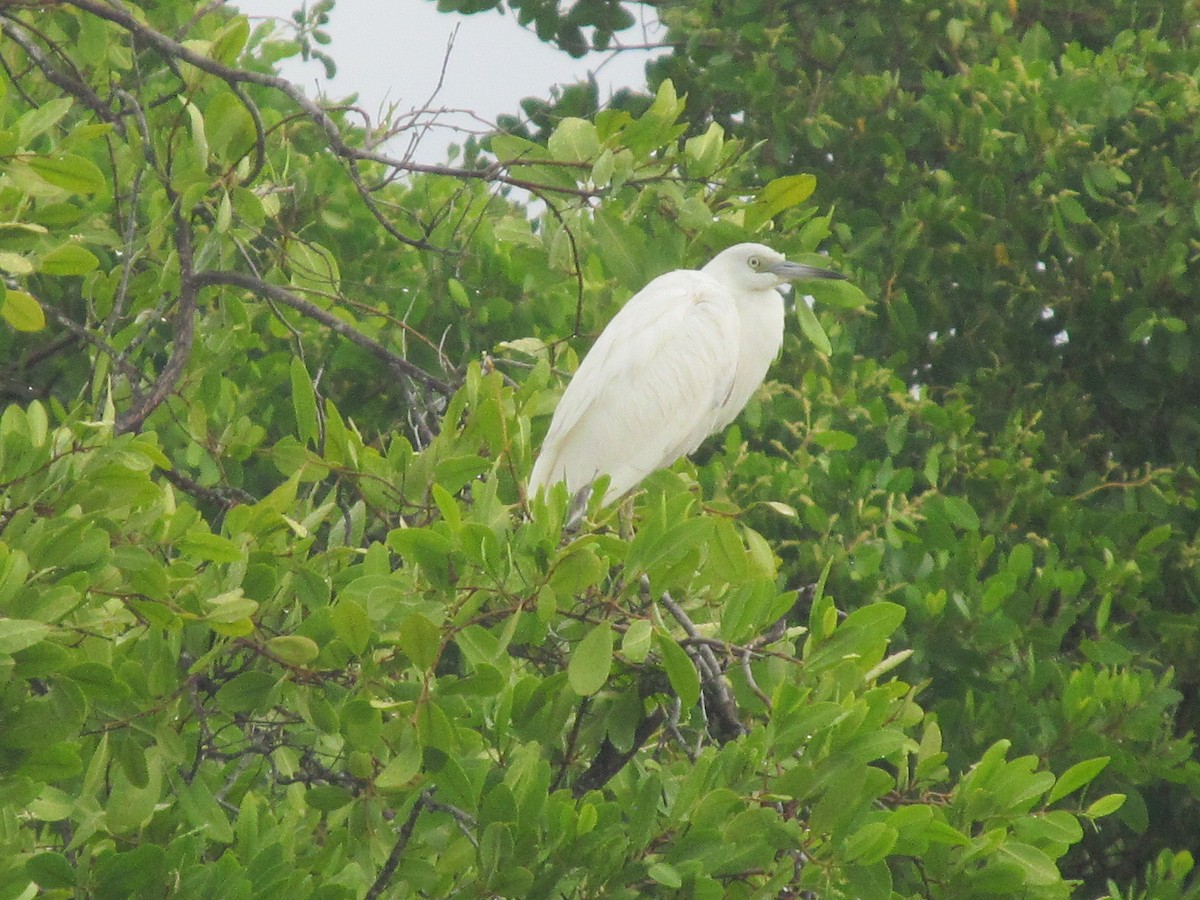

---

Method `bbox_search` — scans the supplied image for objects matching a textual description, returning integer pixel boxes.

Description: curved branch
[190,270,454,396]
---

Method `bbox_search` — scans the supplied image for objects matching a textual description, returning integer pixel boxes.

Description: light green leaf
[655,633,700,708]
[1084,793,1126,819]
[568,622,613,696]
[375,737,422,791]
[2,290,46,332]
[399,612,441,671]
[0,618,51,654]
[621,619,653,663]
[27,154,106,194]
[290,356,319,446]
[178,531,244,563]
[204,589,258,623]
[332,599,372,654]
[745,173,817,231]
[942,496,981,531]
[811,429,857,450]
[0,251,33,275]
[647,861,682,888]
[684,122,724,177]
[997,842,1061,886]
[17,97,73,144]
[266,635,320,666]
[39,244,100,276]
[548,117,600,162]
[795,299,832,355]
[1049,757,1110,805]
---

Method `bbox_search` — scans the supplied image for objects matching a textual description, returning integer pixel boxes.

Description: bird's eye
[748,256,760,270]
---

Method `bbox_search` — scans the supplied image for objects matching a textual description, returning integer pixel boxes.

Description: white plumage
[528,242,844,507]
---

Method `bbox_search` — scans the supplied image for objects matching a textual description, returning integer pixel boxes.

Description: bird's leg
[563,484,593,533]
[618,495,636,542]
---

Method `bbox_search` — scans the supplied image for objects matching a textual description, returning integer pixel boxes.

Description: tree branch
[63,0,600,199]
[572,707,666,798]
[190,270,454,396]
[659,589,746,741]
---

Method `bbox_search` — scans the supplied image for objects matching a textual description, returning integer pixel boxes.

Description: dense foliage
[0,1,1195,898]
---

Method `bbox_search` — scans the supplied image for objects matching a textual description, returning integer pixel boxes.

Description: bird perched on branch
[528,242,845,512]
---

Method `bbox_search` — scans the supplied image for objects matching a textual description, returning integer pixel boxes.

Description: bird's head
[703,242,846,293]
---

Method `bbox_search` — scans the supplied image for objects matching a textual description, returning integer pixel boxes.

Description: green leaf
[375,736,422,790]
[286,240,340,293]
[0,251,34,274]
[398,612,441,670]
[40,244,100,276]
[212,15,250,63]
[479,821,514,880]
[388,527,454,588]
[25,852,75,890]
[745,173,817,231]
[290,356,319,445]
[174,771,234,843]
[806,277,871,309]
[795,299,832,355]
[17,97,73,144]
[332,599,371,654]
[811,429,857,450]
[27,154,106,194]
[203,589,258,623]
[844,821,899,865]
[548,117,600,162]
[621,619,653,663]
[415,698,456,751]
[997,841,1061,886]
[647,861,683,888]
[206,90,256,164]
[1084,793,1126,818]
[656,633,700,708]
[266,635,320,666]
[93,846,167,896]
[942,496,981,530]
[2,289,46,332]
[1048,756,1110,805]
[1135,524,1172,555]
[0,618,51,653]
[593,210,644,289]
[215,671,278,714]
[684,122,724,177]
[568,622,613,696]
[178,531,244,563]
[305,784,353,811]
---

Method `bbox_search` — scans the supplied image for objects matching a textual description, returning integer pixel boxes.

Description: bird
[528,242,846,510]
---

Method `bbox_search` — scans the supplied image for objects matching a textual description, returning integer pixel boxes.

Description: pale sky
[236,0,664,162]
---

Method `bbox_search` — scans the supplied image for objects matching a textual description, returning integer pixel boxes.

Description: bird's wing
[529,270,740,504]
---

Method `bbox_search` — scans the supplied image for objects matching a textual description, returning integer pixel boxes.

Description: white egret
[528,242,845,508]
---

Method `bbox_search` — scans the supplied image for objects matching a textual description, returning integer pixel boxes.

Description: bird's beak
[768,260,846,282]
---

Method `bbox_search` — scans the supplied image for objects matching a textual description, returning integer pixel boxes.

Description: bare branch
[659,589,746,741]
